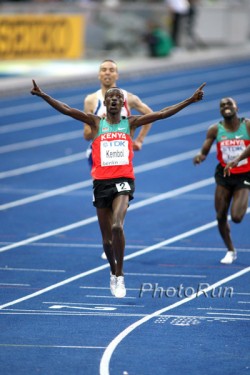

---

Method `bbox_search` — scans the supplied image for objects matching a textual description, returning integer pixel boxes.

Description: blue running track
[0,58,249,375]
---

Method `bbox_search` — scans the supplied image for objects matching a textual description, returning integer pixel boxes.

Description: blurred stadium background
[0,0,250,74]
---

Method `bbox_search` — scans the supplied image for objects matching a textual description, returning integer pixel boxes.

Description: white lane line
[0,147,213,210]
[0,216,242,310]
[0,113,71,133]
[0,283,30,286]
[1,309,250,321]
[198,308,250,312]
[43,302,144,308]
[99,266,250,375]
[200,308,250,314]
[49,305,117,311]
[149,88,250,109]
[0,310,147,317]
[1,100,249,154]
[1,70,250,119]
[134,148,211,174]
[0,93,83,119]
[1,242,249,253]
[0,152,85,179]
[0,344,105,349]
[126,272,206,278]
[0,177,215,252]
[0,118,214,177]
[0,130,81,154]
[0,263,110,310]
[0,267,65,273]
[143,120,211,145]
[0,180,92,210]
[160,246,250,252]
[207,312,250,317]
[0,216,98,253]
[0,242,143,249]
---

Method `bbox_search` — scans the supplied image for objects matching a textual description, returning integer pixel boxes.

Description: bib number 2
[116,181,131,192]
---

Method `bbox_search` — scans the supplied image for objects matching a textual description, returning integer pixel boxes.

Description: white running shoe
[110,274,117,296]
[101,252,107,260]
[115,276,126,298]
[220,250,237,264]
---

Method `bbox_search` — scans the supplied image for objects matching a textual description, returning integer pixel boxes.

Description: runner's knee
[112,223,123,235]
[231,213,244,224]
[216,212,227,222]
[102,239,112,247]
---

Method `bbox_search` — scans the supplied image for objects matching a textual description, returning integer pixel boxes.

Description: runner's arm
[193,124,217,164]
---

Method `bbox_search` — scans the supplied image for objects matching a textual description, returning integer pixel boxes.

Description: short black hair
[105,87,124,99]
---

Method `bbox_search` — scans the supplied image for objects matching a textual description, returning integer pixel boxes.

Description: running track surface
[0,58,250,375]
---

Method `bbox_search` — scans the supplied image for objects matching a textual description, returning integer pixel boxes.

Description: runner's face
[104,89,124,113]
[220,98,238,118]
[98,62,118,88]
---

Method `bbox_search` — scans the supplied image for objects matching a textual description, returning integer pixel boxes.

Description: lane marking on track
[0,180,92,210]
[0,152,86,179]
[1,104,249,154]
[125,272,206,278]
[0,309,146,317]
[99,266,250,375]
[1,310,250,323]
[1,242,249,253]
[0,147,212,210]
[0,267,65,273]
[1,308,250,321]
[43,301,144,307]
[198,308,250,312]
[0,344,105,349]
[1,73,250,119]
[0,130,81,154]
[0,209,249,310]
[207,312,250,317]
[0,179,248,258]
[0,177,215,252]
[0,283,30,286]
[49,305,117,311]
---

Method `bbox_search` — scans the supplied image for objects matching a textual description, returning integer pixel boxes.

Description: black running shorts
[215,163,250,191]
[93,178,135,208]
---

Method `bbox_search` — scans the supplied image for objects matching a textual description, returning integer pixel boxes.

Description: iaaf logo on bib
[102,141,126,147]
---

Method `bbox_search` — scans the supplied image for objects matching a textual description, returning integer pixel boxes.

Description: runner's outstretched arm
[130,83,206,128]
[30,80,96,126]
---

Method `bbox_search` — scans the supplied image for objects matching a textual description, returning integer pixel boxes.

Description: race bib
[100,140,129,166]
[221,144,247,166]
[116,181,131,192]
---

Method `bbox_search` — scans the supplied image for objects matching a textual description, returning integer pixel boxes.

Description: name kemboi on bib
[101,131,129,166]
